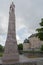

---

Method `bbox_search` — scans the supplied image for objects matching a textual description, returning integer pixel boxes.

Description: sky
[0,0,43,46]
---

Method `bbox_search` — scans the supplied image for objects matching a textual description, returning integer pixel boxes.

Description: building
[29,34,43,49]
[23,39,31,51]
[23,34,43,51]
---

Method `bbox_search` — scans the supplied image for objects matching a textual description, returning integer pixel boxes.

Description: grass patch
[28,56,41,58]
[0,52,3,57]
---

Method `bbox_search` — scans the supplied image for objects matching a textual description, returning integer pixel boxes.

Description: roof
[28,33,37,38]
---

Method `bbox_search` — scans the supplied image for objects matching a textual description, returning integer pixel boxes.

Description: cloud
[0,13,8,46]
[16,35,22,44]
[0,34,7,46]
[0,13,8,34]
[0,0,43,46]
[16,16,26,31]
[15,0,43,35]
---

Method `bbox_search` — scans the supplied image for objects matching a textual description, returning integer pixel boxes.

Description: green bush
[0,52,3,57]
[40,45,43,51]
[0,45,4,52]
[18,44,23,50]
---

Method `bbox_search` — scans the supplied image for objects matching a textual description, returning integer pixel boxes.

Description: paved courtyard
[0,55,43,65]
[19,55,43,62]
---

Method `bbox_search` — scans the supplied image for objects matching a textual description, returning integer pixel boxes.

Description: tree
[24,39,29,43]
[0,45,4,52]
[18,44,23,50]
[40,45,43,51]
[36,18,43,40]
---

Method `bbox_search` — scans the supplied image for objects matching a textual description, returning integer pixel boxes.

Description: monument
[2,2,19,64]
[1,1,42,65]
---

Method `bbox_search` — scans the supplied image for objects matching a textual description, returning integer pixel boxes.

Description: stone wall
[23,52,43,57]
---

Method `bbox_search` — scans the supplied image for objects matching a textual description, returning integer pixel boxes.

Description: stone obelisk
[3,2,19,64]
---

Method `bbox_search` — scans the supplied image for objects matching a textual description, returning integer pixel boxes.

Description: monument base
[2,54,19,64]
[2,59,19,64]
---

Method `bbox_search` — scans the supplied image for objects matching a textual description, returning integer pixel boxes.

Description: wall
[23,43,30,51]
[29,37,43,48]
[23,52,43,58]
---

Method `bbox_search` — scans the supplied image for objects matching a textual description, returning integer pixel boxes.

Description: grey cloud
[14,0,43,34]
[0,0,43,45]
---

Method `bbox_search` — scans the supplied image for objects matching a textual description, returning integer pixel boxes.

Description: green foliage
[0,45,4,52]
[18,44,23,50]
[36,18,43,40]
[40,45,43,51]
[40,18,43,26]
[36,32,43,40]
[0,52,3,57]
[24,39,29,43]
[36,28,43,32]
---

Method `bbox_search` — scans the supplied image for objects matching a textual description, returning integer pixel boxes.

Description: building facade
[29,34,43,49]
[23,34,43,51]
